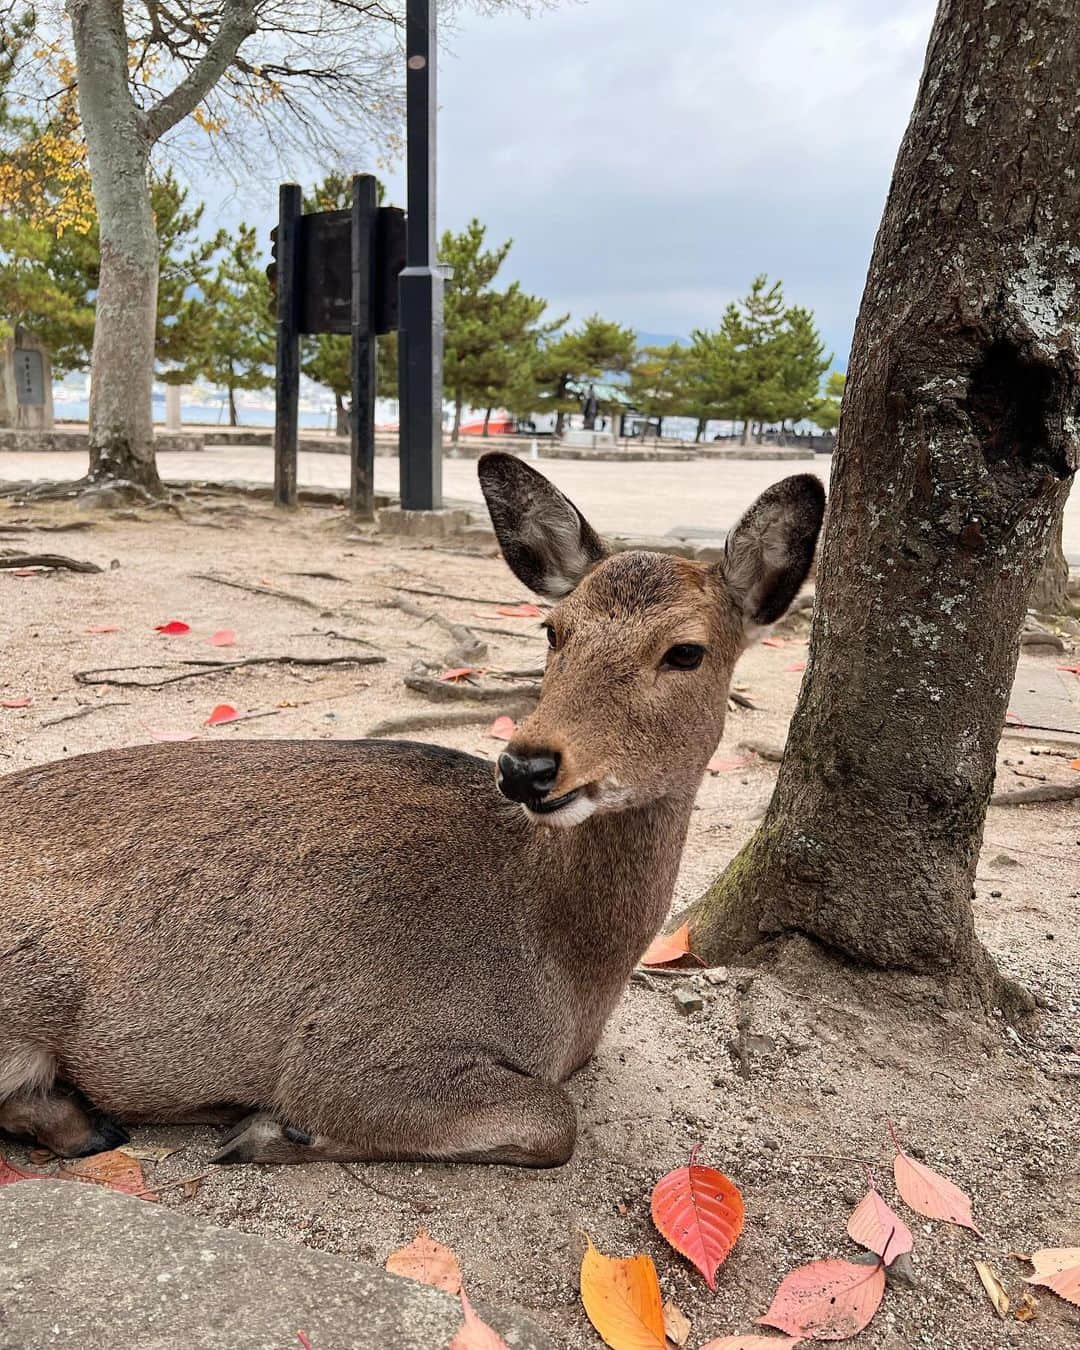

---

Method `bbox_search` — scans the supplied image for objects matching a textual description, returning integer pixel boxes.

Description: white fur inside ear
[519,508,594,598]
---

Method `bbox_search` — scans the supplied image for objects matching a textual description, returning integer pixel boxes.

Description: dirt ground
[1,489,1077,1350]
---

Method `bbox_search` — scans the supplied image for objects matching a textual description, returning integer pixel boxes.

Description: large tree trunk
[227,386,238,427]
[482,407,492,437]
[451,395,462,444]
[69,0,161,493]
[1030,506,1071,614]
[687,0,1079,1013]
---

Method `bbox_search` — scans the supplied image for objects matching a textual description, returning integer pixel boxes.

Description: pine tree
[810,371,846,432]
[684,328,739,440]
[535,315,638,435]
[627,343,690,438]
[190,225,274,426]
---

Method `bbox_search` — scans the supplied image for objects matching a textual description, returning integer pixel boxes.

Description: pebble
[673,989,704,1016]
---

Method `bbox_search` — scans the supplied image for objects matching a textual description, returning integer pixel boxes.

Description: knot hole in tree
[964,339,1071,480]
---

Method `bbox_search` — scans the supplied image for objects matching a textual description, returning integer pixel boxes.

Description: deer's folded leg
[0,1080,129,1158]
[212,1066,576,1168]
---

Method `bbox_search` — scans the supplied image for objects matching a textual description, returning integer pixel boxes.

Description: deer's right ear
[479,453,608,599]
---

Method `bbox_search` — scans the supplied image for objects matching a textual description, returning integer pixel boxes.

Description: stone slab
[0,1182,554,1350]
[1009,659,1080,736]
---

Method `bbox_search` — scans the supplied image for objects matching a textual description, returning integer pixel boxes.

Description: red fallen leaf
[707,754,751,774]
[59,1147,155,1200]
[11,567,39,577]
[1057,662,1080,677]
[650,1144,745,1290]
[496,602,542,618]
[155,620,191,635]
[205,704,239,726]
[701,1339,802,1350]
[209,629,236,647]
[450,1289,510,1349]
[641,922,693,967]
[846,1185,914,1264]
[889,1124,982,1235]
[1024,1248,1080,1306]
[385,1228,462,1294]
[785,662,807,673]
[440,667,477,682]
[758,1257,885,1340]
[0,1156,44,1185]
[297,1334,314,1350]
[147,728,199,742]
[85,624,121,634]
[1,697,32,708]
[489,715,515,741]
[761,636,787,648]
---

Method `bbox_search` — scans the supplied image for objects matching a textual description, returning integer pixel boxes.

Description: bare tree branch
[138,0,257,143]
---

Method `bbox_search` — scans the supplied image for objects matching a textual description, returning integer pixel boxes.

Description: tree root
[366,703,536,738]
[190,573,328,614]
[0,552,103,573]
[403,670,541,705]
[40,701,130,727]
[73,654,385,689]
[990,781,1080,806]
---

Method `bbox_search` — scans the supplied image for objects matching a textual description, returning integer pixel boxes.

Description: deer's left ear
[479,452,608,600]
[717,474,826,630]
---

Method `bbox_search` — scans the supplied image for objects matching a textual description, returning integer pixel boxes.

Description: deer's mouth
[527,787,583,815]
[522,785,598,828]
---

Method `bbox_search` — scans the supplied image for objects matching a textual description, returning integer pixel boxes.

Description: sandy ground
[1,488,1078,1350]
[3,443,1079,554]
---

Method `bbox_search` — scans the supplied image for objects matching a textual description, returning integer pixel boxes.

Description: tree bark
[65,0,256,493]
[227,386,238,427]
[483,407,492,437]
[452,395,462,443]
[335,392,350,438]
[687,0,1079,1014]
[1030,506,1071,613]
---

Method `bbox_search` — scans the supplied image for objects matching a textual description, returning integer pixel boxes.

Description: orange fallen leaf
[209,629,237,647]
[1013,1290,1038,1321]
[846,1185,913,1264]
[580,1237,666,1350]
[707,754,752,774]
[640,922,694,967]
[450,1289,509,1349]
[1,697,31,708]
[147,728,199,742]
[890,1125,982,1235]
[385,1228,462,1294]
[85,624,121,634]
[700,1339,802,1350]
[758,1257,885,1340]
[662,1298,691,1347]
[489,715,515,741]
[1023,1248,1080,1306]
[1069,758,1080,771]
[651,1145,744,1290]
[60,1148,155,1200]
[155,620,191,635]
[440,667,478,682]
[205,704,240,726]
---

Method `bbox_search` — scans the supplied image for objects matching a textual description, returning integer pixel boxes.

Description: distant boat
[459,413,516,436]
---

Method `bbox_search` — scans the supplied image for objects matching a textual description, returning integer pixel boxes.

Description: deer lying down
[0,454,823,1168]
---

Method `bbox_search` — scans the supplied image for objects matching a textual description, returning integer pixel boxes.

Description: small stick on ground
[990,781,1080,806]
[131,1168,218,1200]
[0,552,103,574]
[40,701,130,727]
[404,671,541,704]
[390,584,545,608]
[311,628,379,649]
[190,572,326,613]
[74,653,386,689]
[367,703,536,737]
[739,738,785,762]
[729,691,757,710]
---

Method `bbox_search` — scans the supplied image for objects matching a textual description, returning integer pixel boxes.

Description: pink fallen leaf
[758,1257,885,1340]
[1023,1248,1080,1306]
[1,697,32,708]
[496,602,541,618]
[440,667,477,682]
[209,629,236,647]
[785,662,807,673]
[11,567,39,577]
[489,715,515,741]
[297,1334,314,1350]
[761,636,787,648]
[640,922,694,967]
[148,728,199,743]
[0,1156,44,1185]
[385,1228,462,1294]
[1004,710,1025,726]
[1056,662,1080,677]
[155,620,191,635]
[450,1289,509,1349]
[205,704,240,726]
[846,1186,914,1264]
[890,1126,982,1235]
[700,1338,802,1350]
[707,754,752,774]
[85,624,121,634]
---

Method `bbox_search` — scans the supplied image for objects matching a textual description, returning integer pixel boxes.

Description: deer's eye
[662,643,706,671]
[544,625,558,650]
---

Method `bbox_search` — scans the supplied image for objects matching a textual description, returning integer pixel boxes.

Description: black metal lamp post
[397,0,444,509]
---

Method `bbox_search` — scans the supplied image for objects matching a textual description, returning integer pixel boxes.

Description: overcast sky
[206,0,938,373]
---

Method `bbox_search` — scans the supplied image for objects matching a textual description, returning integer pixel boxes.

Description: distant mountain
[635,330,689,348]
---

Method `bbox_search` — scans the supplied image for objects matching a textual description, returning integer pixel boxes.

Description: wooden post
[350,174,379,518]
[274,183,302,508]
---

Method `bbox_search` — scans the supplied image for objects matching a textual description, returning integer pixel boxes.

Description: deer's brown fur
[0,454,823,1167]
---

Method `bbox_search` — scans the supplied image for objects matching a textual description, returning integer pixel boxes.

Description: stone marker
[0,1182,554,1349]
[0,328,54,431]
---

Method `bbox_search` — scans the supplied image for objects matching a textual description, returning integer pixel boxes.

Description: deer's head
[479,453,825,828]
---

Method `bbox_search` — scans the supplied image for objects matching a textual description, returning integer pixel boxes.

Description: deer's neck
[526,789,695,981]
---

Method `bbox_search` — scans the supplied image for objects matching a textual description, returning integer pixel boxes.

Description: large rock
[0,1182,554,1349]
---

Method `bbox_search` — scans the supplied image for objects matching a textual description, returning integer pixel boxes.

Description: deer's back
[0,740,567,1116]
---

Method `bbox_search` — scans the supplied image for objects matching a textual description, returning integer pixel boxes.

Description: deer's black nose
[497,750,561,803]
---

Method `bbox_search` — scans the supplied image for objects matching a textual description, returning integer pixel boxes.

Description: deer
[0,453,824,1168]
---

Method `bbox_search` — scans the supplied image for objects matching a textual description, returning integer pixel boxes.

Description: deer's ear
[479,453,608,599]
[718,474,826,630]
